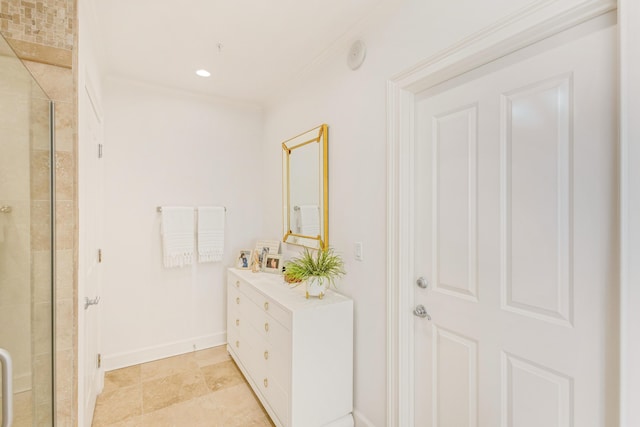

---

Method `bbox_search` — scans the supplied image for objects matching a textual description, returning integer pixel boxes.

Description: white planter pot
[305,276,328,299]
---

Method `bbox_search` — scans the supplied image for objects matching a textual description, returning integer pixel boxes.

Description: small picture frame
[262,254,283,274]
[236,250,252,270]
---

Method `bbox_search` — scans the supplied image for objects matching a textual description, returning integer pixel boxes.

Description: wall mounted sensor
[347,40,366,70]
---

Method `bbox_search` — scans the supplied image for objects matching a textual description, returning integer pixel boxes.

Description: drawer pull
[264,301,269,310]
[235,340,240,348]
[236,319,240,326]
[236,280,240,288]
[264,322,269,332]
[236,297,240,305]
[264,378,268,388]
[264,350,269,360]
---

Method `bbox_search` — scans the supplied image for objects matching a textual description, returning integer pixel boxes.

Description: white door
[79,80,104,426]
[413,19,617,427]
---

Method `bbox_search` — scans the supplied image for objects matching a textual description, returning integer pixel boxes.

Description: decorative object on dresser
[283,248,345,299]
[263,254,283,274]
[236,250,252,269]
[227,268,354,427]
[253,239,281,272]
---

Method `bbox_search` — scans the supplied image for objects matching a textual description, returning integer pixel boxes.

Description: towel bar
[156,206,226,212]
[293,205,320,211]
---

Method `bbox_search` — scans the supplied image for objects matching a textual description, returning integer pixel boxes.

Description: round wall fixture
[347,40,366,70]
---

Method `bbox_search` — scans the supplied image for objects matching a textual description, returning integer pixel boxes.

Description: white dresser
[226,268,354,427]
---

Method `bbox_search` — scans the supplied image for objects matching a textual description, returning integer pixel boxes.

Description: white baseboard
[353,409,376,427]
[102,332,227,371]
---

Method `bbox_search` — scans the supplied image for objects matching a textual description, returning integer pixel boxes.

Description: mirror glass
[282,124,328,250]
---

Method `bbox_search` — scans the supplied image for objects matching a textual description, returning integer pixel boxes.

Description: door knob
[416,277,428,289]
[413,304,431,320]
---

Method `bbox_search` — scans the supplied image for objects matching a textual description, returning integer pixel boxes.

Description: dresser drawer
[259,373,289,427]
[228,273,292,329]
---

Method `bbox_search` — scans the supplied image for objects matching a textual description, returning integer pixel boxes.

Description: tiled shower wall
[1,0,77,426]
[0,0,74,49]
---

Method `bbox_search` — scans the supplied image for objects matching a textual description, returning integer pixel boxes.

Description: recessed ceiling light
[196,69,211,77]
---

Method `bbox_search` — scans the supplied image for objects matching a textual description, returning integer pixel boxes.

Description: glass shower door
[0,34,54,426]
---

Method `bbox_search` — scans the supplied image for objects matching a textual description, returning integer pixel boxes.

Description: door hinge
[98,143,103,158]
[98,249,102,263]
[97,353,101,368]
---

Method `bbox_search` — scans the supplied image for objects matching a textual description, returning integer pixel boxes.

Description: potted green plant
[284,247,345,299]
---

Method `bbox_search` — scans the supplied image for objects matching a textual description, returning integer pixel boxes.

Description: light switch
[354,242,363,261]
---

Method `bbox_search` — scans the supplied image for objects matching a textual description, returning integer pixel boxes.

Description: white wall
[262,0,549,425]
[620,1,640,425]
[101,77,264,369]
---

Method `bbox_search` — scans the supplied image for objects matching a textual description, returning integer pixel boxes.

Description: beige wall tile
[36,401,54,427]
[33,352,53,405]
[22,61,73,103]
[56,297,73,350]
[0,268,30,305]
[55,348,74,403]
[54,101,74,152]
[32,250,52,304]
[55,249,73,300]
[33,301,52,355]
[56,200,74,225]
[30,96,51,151]
[0,302,32,381]
[31,200,51,225]
[30,149,52,202]
[54,399,73,427]
[54,150,74,201]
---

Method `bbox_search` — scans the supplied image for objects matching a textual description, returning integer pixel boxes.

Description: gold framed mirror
[282,124,328,250]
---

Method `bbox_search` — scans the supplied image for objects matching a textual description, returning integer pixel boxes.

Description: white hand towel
[299,205,320,237]
[161,207,195,268]
[197,206,225,263]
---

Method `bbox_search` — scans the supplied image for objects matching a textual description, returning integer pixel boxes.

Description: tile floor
[91,345,275,427]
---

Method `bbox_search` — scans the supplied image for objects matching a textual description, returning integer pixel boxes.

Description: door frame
[385,1,618,425]
[618,1,640,426]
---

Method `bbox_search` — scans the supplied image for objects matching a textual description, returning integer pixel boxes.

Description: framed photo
[235,250,252,269]
[262,254,283,274]
[254,239,280,265]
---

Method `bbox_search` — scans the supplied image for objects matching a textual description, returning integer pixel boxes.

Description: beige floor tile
[141,353,199,382]
[194,345,231,368]
[92,349,275,427]
[103,365,142,394]
[165,392,271,427]
[100,416,143,427]
[201,360,246,392]
[140,414,175,427]
[205,383,274,426]
[92,384,142,427]
[142,369,209,413]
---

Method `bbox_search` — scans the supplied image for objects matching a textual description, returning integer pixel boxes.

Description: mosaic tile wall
[0,0,74,50]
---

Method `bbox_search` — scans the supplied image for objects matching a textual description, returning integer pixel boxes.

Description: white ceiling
[94,0,397,104]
